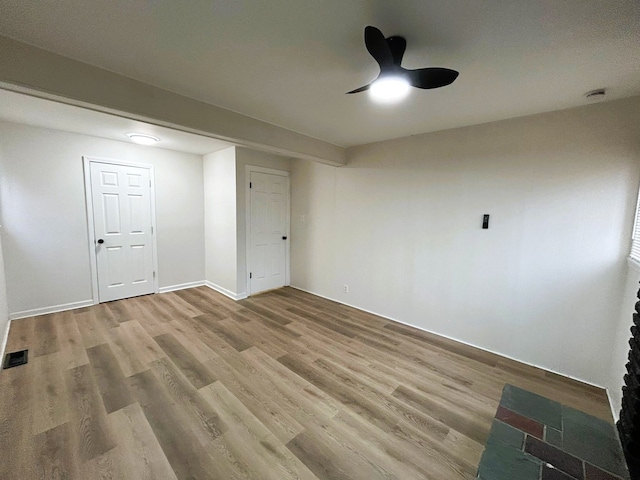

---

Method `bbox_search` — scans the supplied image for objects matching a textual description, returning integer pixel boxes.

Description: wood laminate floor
[0,286,611,479]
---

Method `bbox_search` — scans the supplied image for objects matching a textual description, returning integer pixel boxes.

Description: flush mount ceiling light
[369,76,411,103]
[127,133,160,145]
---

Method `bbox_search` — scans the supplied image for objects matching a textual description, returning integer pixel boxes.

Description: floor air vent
[3,350,28,369]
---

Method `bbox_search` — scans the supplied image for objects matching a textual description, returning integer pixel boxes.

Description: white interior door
[249,170,289,295]
[89,161,156,302]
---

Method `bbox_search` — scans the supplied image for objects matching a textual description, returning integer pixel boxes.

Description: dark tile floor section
[496,405,544,439]
[563,417,626,477]
[543,465,582,480]
[477,384,630,480]
[501,384,563,430]
[477,436,541,480]
[545,426,563,448]
[525,436,584,479]
[489,419,525,449]
[585,462,628,480]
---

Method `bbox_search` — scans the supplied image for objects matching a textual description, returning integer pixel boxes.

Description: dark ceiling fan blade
[386,36,406,66]
[349,26,459,95]
[346,84,371,94]
[404,67,459,89]
[364,26,394,71]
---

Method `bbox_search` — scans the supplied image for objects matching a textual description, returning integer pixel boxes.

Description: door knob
[97,239,104,244]
[282,236,287,240]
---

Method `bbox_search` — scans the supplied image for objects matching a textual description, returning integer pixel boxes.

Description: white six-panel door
[89,161,155,302]
[249,170,289,295]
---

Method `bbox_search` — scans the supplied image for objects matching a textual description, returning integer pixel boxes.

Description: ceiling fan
[347,26,459,102]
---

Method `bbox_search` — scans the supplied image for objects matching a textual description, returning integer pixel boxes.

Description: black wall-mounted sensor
[482,214,490,229]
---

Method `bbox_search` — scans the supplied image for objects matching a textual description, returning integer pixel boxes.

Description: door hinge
[151,226,154,235]
[250,182,252,188]
[153,271,156,278]
[149,180,151,187]
[249,272,252,279]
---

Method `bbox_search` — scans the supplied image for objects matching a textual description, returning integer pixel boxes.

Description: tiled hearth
[477,384,630,480]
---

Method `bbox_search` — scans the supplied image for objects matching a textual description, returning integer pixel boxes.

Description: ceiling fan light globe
[369,76,410,103]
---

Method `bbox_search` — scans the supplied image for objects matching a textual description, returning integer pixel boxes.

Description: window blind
[631,192,640,261]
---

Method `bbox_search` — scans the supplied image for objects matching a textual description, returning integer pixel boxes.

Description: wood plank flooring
[0,286,612,479]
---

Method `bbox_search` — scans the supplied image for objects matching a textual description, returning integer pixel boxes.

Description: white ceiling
[0,90,234,155]
[0,0,638,147]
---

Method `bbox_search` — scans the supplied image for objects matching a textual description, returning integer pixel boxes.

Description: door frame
[82,156,160,304]
[245,165,290,297]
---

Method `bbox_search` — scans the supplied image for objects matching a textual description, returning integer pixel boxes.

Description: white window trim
[629,187,640,265]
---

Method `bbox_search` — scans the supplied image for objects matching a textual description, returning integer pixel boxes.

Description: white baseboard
[9,299,95,320]
[205,281,247,301]
[159,281,205,294]
[290,285,606,392]
[0,316,10,363]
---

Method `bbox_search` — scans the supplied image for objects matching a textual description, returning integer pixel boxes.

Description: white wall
[202,146,290,298]
[291,96,640,388]
[0,121,205,317]
[204,147,238,295]
[0,36,346,166]
[235,147,291,295]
